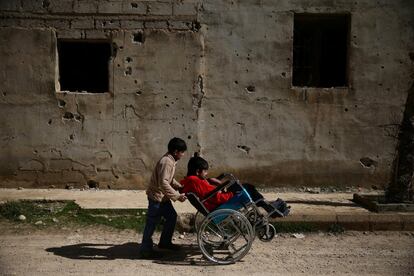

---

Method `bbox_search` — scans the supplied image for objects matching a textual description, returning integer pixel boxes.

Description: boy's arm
[159,161,181,201]
[207,178,222,186]
[171,178,183,190]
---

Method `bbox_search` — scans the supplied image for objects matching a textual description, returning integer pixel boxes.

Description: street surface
[0,221,413,275]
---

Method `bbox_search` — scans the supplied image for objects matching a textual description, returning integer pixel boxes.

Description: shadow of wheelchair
[46,242,216,266]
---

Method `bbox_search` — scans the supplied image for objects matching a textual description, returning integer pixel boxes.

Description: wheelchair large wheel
[197,209,254,264]
[194,211,205,233]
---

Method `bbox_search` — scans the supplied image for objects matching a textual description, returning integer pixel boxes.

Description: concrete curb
[175,212,414,232]
[270,213,414,231]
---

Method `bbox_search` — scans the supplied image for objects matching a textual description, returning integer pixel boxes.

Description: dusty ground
[0,220,413,276]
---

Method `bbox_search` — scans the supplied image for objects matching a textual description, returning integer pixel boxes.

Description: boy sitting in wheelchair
[180,153,290,217]
[179,153,290,264]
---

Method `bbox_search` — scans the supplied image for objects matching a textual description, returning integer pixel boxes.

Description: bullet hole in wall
[237,145,251,153]
[58,99,66,108]
[281,72,286,77]
[234,80,238,84]
[136,90,142,95]
[111,43,118,57]
[87,180,99,188]
[48,119,52,125]
[2,92,6,96]
[42,0,50,8]
[125,67,132,75]
[69,134,74,140]
[192,21,201,32]
[188,135,192,139]
[164,96,168,99]
[166,104,170,107]
[133,32,144,43]
[210,113,214,118]
[100,139,104,142]
[344,108,348,112]
[246,85,255,93]
[134,80,138,84]
[360,157,377,168]
[131,2,138,8]
[126,57,133,63]
[74,114,82,121]
[63,112,74,120]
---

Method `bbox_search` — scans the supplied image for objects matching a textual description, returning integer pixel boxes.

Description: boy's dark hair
[168,137,187,153]
[187,153,209,176]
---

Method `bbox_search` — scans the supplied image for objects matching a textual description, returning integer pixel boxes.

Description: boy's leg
[158,200,177,247]
[242,183,264,202]
[140,198,161,252]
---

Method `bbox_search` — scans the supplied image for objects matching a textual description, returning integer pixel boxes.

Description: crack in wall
[74,96,85,130]
[194,27,205,155]
[124,104,143,119]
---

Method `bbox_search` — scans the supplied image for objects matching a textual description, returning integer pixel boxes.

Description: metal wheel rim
[257,224,276,242]
[197,209,254,264]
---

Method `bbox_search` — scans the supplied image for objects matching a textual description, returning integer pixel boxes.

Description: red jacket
[180,175,233,211]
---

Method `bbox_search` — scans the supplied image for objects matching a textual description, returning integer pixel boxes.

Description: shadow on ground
[46,242,215,266]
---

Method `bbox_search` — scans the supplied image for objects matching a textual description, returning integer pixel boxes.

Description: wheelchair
[186,173,285,264]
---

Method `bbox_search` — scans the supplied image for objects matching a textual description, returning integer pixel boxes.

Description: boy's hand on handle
[178,194,187,202]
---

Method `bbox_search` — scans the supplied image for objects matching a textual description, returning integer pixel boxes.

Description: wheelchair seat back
[186,192,210,216]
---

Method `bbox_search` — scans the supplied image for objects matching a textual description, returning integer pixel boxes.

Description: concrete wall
[0,0,413,189]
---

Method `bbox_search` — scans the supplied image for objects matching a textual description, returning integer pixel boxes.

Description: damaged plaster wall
[0,0,413,189]
[0,0,202,189]
[196,0,414,188]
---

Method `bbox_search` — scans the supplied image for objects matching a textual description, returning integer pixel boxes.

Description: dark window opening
[57,40,111,93]
[293,14,350,87]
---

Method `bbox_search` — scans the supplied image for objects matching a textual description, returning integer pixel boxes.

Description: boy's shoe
[158,243,182,251]
[138,250,163,259]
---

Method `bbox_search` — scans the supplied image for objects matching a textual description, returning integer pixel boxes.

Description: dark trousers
[228,183,264,202]
[140,197,177,252]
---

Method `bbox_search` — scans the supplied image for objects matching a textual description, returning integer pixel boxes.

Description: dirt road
[0,221,413,276]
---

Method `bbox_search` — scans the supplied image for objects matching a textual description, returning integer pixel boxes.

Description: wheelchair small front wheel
[257,224,276,242]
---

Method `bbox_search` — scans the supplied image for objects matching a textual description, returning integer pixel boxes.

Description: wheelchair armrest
[201,179,242,203]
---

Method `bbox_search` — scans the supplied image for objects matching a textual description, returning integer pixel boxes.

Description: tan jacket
[146,153,182,202]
